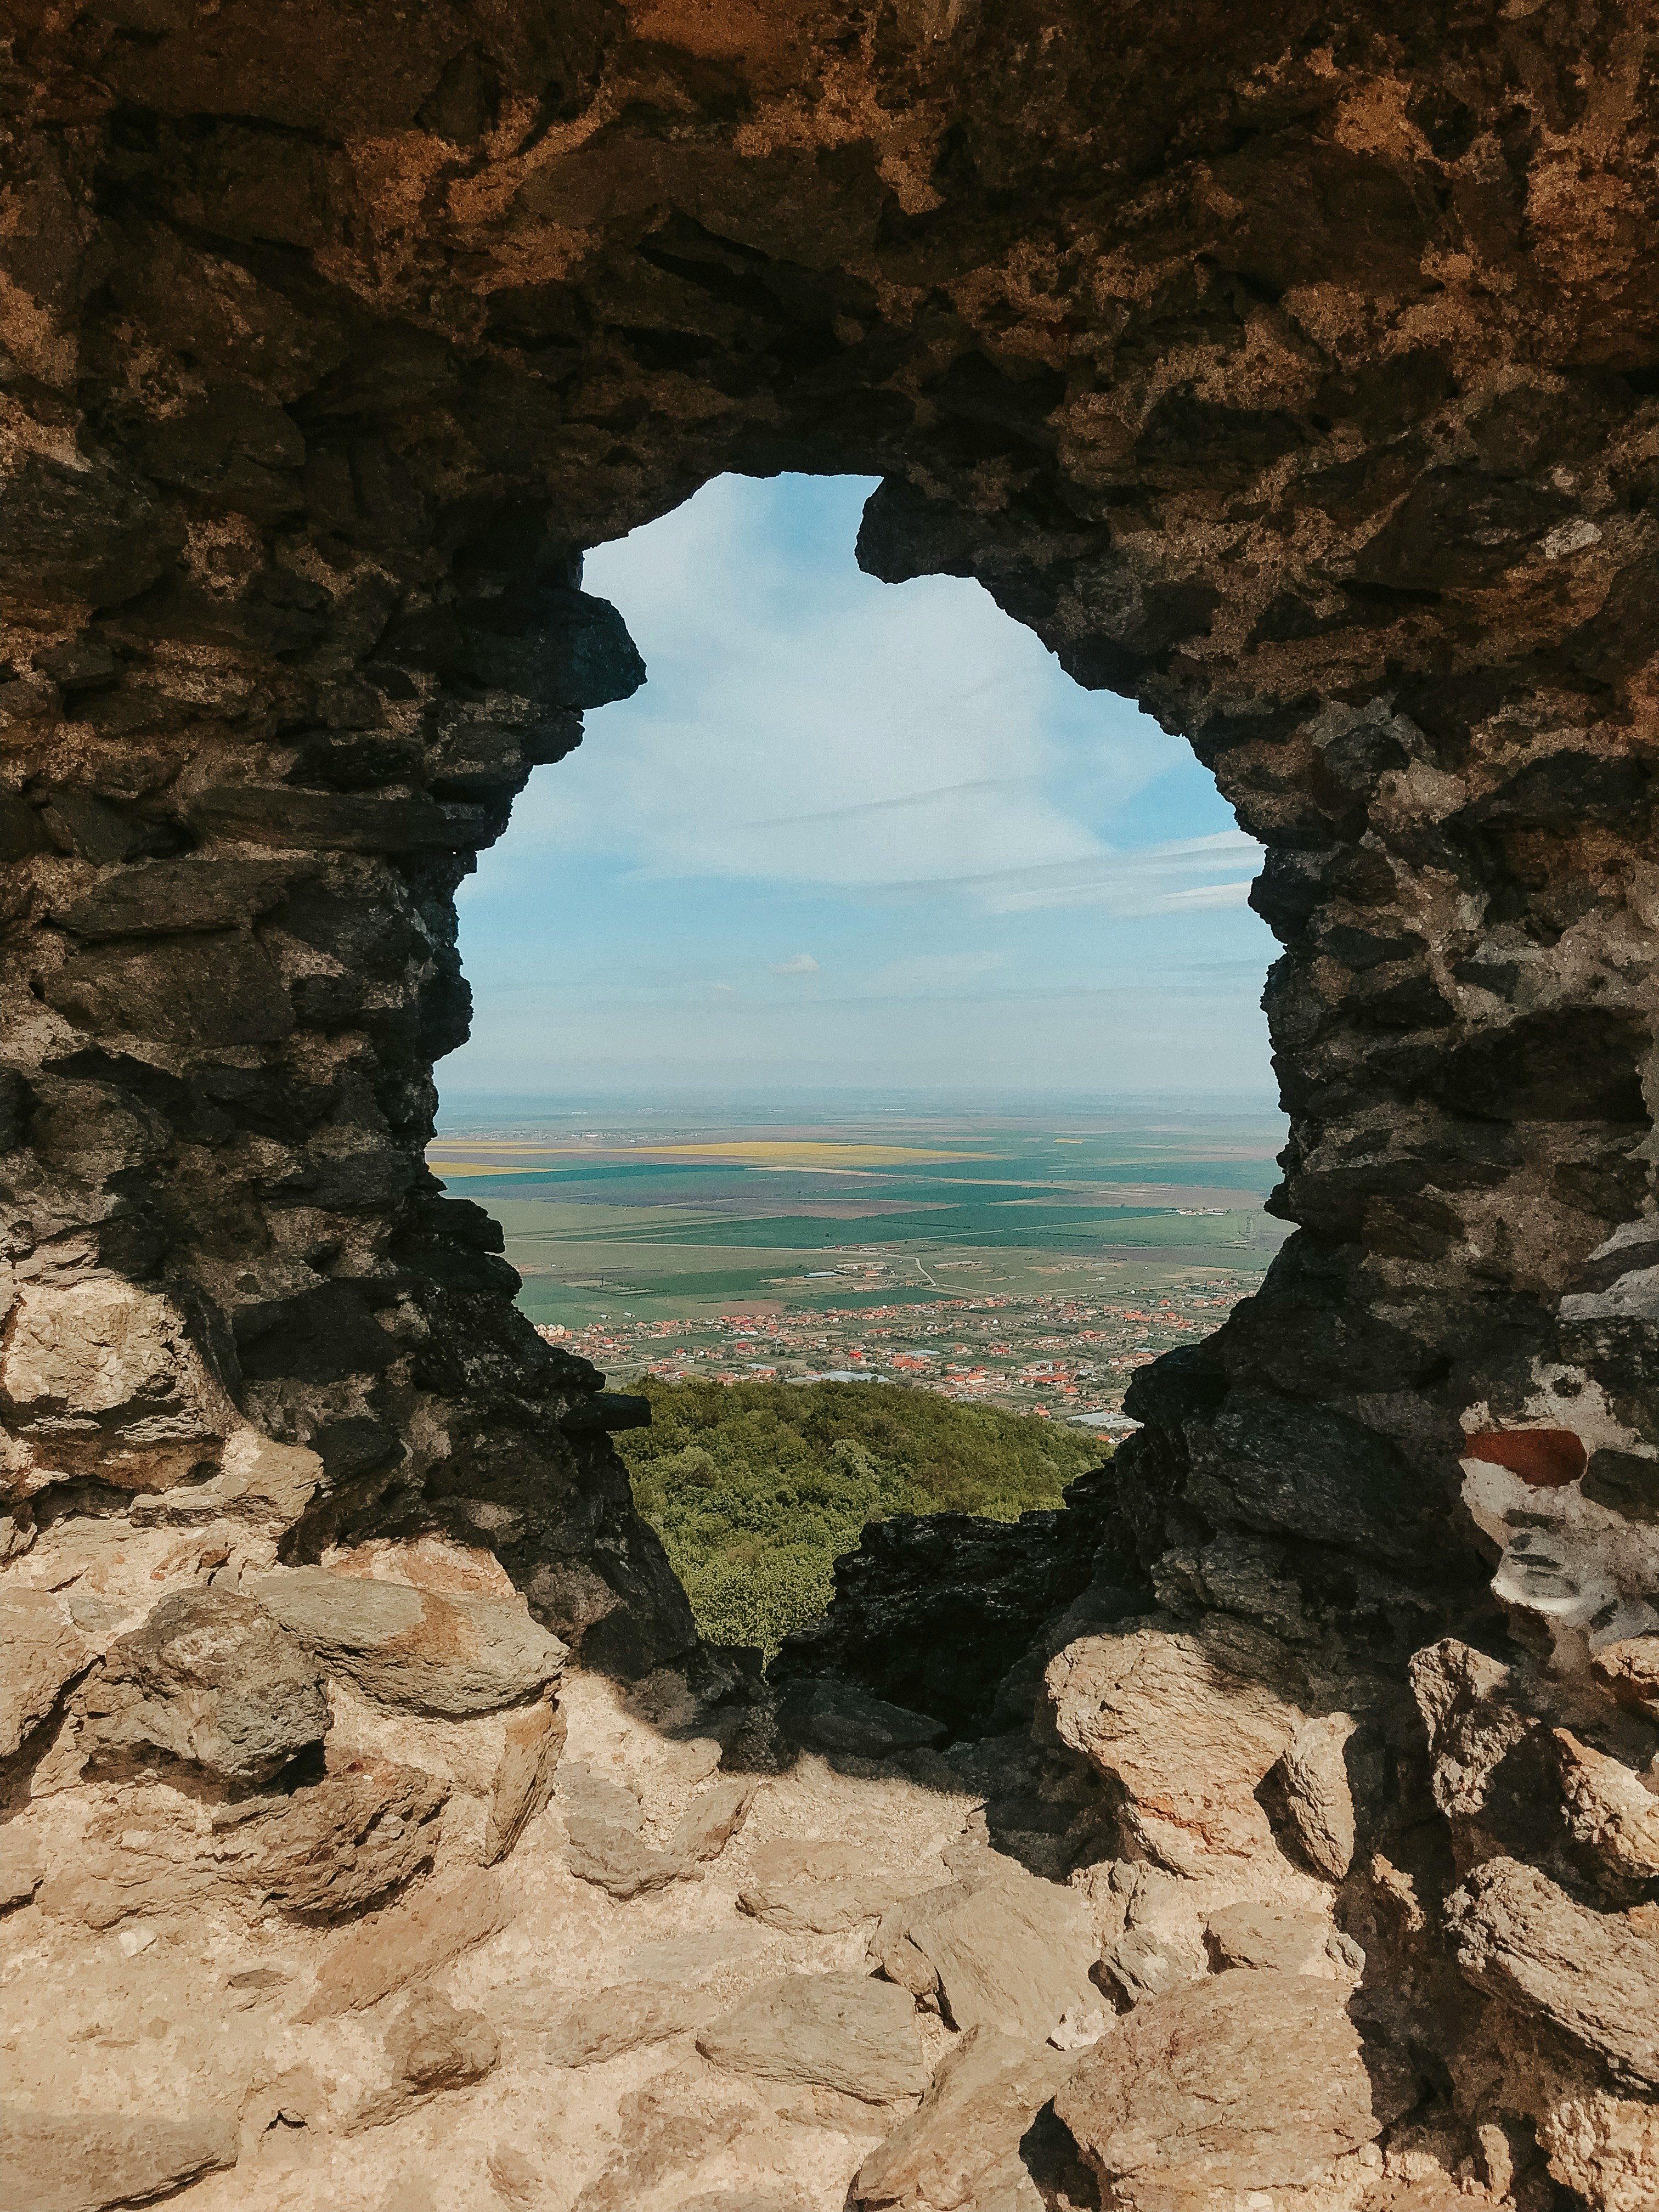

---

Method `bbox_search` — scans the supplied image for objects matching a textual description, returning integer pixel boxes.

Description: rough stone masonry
[0,4,1655,2209]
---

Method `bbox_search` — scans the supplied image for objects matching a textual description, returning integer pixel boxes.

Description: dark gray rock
[771,1471,1142,1737]
[44,933,296,1045]
[39,792,172,865]
[459,584,646,709]
[187,786,489,851]
[54,859,313,938]
[775,1678,947,1759]
[78,1589,329,1785]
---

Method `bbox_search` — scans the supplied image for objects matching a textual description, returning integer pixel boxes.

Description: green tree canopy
[617,1378,1105,1658]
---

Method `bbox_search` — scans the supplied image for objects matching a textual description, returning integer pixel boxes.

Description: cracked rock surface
[1,3,1657,2206]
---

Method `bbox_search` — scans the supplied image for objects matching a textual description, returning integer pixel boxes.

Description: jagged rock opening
[2,5,1656,2207]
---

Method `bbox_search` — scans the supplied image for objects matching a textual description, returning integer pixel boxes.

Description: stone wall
[2,4,1656,2204]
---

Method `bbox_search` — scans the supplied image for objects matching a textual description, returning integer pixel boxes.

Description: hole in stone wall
[432,473,1291,1660]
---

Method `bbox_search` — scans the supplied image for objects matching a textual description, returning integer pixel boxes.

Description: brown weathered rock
[220,1750,447,1918]
[1046,1616,1307,1867]
[853,2024,1075,2210]
[570,2086,748,2212]
[742,1877,894,1936]
[669,1774,760,1865]
[1590,1639,1659,1725]
[0,2106,240,2212]
[1054,1973,1407,2207]
[483,1692,566,1865]
[0,1825,44,1908]
[1097,1925,1201,2010]
[1408,1639,1536,1838]
[36,1818,222,1931]
[300,1867,511,2018]
[0,1589,92,1758]
[557,1763,682,1898]
[77,1588,329,1786]
[349,1988,500,2131]
[1553,1730,1659,1895]
[872,1867,1098,2041]
[1204,1901,1352,1977]
[0,1283,226,1496]
[249,1568,566,1718]
[625,1926,769,1985]
[1538,2092,1659,2212]
[1266,1712,1359,1882]
[747,1838,870,1886]
[492,1980,699,2068]
[1446,1857,1659,2090]
[557,1764,754,1898]
[698,1973,927,2103]
[738,1836,895,1933]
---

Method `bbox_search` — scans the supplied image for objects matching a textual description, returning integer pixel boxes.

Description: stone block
[698,1972,927,2103]
[0,2107,239,2212]
[78,1588,329,1785]
[250,1567,566,1717]
[776,1678,947,1759]
[1054,1973,1409,2208]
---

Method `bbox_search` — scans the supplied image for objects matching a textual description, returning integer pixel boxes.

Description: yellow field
[427,1141,996,1172]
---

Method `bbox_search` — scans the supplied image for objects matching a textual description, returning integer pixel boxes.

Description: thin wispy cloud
[871,831,1265,915]
[743,776,1034,831]
[1159,881,1256,910]
[444,476,1280,1096]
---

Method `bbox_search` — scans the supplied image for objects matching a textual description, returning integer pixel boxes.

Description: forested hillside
[616,1378,1105,1657]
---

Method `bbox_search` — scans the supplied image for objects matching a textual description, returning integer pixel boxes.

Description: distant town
[537,1267,1262,1432]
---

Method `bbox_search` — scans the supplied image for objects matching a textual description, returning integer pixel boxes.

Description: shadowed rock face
[2,0,1650,1660]
[1,8,1656,2206]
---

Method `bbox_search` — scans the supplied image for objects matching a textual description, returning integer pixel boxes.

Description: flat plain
[430,1103,1289,1420]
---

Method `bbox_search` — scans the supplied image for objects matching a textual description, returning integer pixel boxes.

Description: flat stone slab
[870,1865,1097,2042]
[251,1568,566,1718]
[488,1979,699,2067]
[1,2107,239,2212]
[698,1972,927,2103]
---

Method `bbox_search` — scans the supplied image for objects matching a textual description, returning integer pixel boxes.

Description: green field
[432,1107,1291,1326]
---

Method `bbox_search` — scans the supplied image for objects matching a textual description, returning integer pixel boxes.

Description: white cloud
[443,476,1281,1099]
[872,831,1265,916]
[490,475,1188,893]
[743,776,1035,830]
[1157,880,1256,910]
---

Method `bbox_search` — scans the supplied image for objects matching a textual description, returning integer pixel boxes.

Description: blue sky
[443,475,1279,1098]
